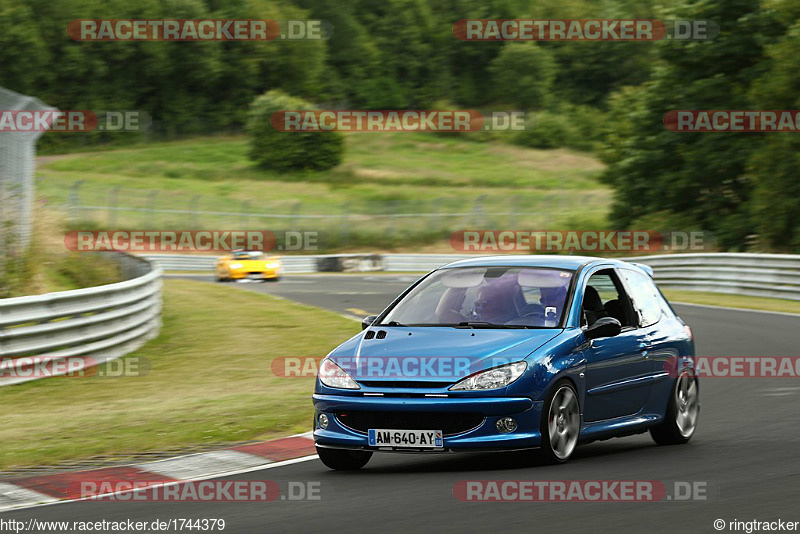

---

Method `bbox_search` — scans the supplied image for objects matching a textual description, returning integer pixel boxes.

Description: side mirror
[362,315,378,330]
[585,317,622,340]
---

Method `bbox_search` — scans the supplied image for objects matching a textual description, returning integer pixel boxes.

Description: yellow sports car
[215,250,281,282]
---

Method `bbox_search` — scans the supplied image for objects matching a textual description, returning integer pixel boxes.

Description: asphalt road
[5,274,800,533]
[192,273,424,320]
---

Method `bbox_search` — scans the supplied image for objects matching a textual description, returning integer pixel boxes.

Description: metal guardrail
[0,254,162,386]
[146,252,800,301]
[381,254,473,272]
[142,254,320,274]
[143,253,471,274]
[627,253,800,301]
[10,251,791,387]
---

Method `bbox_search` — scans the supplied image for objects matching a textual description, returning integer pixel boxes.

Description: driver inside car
[469,276,520,324]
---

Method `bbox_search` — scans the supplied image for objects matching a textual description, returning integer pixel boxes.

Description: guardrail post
[471,195,486,227]
[385,201,398,238]
[108,186,120,227]
[241,200,251,228]
[508,196,518,228]
[69,180,84,224]
[145,190,157,228]
[340,202,350,243]
[189,195,200,229]
[429,198,442,234]
[289,201,302,231]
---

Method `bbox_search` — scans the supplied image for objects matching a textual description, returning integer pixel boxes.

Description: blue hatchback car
[313,256,698,469]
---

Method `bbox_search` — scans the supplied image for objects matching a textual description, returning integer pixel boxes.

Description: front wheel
[651,371,699,445]
[537,380,580,464]
[316,447,372,470]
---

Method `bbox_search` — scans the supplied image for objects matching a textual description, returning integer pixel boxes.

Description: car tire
[537,379,580,464]
[316,447,372,471]
[651,371,699,445]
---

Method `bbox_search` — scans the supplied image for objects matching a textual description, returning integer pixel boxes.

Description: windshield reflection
[379,267,573,328]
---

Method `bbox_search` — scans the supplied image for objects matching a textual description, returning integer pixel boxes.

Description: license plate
[368,429,443,449]
[246,274,263,280]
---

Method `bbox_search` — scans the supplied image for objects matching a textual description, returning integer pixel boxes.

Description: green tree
[748,7,800,250]
[600,0,783,249]
[488,42,555,109]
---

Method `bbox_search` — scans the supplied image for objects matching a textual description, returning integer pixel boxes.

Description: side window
[619,268,663,327]
[582,270,636,328]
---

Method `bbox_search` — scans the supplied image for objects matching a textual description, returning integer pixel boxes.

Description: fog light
[318,413,329,430]
[496,417,517,433]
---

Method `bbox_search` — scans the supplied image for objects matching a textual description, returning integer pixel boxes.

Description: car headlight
[265,262,280,269]
[318,358,360,390]
[229,263,243,269]
[449,362,527,391]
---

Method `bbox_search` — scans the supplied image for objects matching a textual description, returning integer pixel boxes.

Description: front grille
[335,411,484,437]
[358,381,452,389]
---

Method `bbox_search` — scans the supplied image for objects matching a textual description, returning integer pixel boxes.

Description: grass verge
[0,210,123,297]
[0,279,358,470]
[36,133,609,251]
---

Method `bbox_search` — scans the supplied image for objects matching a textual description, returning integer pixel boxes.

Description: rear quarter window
[619,268,664,327]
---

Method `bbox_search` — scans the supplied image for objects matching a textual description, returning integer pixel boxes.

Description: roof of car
[440,255,627,271]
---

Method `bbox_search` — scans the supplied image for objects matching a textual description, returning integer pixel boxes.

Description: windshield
[379,267,574,328]
[232,251,264,260]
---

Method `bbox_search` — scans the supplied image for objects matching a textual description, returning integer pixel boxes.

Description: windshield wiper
[376,321,542,329]
[453,321,526,329]
[456,321,493,328]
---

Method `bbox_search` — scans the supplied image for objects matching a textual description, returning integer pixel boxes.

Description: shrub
[246,90,344,172]
[512,112,580,149]
[512,105,608,151]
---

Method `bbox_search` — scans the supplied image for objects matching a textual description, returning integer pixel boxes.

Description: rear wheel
[651,371,699,445]
[538,380,580,464]
[316,447,372,470]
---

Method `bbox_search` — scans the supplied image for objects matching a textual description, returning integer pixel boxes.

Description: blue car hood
[328,327,561,382]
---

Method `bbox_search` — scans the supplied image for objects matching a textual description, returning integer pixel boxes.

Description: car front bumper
[312,393,544,452]
[229,269,280,280]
